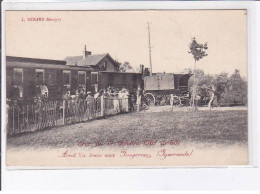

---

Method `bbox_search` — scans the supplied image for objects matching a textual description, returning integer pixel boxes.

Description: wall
[96,56,117,72]
[6,61,92,101]
[98,72,143,93]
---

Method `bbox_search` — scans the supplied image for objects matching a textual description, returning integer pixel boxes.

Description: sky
[5,10,248,77]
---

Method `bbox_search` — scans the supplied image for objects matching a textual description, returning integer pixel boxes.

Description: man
[86,91,93,99]
[94,89,103,100]
[94,89,103,112]
[78,88,86,100]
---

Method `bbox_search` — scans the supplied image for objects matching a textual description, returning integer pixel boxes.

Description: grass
[7,109,248,149]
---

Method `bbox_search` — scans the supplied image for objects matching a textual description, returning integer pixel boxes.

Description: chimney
[144,68,150,76]
[83,45,92,58]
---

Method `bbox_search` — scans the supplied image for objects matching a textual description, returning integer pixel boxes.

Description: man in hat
[86,91,92,99]
[78,87,86,100]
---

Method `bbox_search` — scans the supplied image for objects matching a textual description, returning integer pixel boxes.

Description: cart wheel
[173,96,182,107]
[183,98,191,107]
[144,93,156,106]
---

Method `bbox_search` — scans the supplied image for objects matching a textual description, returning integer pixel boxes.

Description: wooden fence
[7,95,129,135]
[7,101,63,135]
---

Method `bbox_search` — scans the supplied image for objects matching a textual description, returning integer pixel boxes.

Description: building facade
[6,56,93,102]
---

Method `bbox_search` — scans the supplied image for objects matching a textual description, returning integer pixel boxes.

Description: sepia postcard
[4,9,249,167]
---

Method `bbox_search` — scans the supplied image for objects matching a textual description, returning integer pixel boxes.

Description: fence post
[124,96,129,112]
[26,105,29,130]
[170,94,174,112]
[137,95,141,112]
[17,105,20,132]
[101,95,105,117]
[63,100,65,125]
[12,106,15,134]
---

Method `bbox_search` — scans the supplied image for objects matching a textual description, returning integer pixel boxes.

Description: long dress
[86,95,94,118]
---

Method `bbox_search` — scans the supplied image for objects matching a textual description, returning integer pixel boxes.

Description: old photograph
[4,10,248,167]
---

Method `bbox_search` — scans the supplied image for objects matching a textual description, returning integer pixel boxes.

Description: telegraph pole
[147,22,153,76]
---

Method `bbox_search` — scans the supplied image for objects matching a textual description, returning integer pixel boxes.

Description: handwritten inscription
[77,140,180,148]
[59,140,192,160]
[59,149,193,160]
[157,149,193,160]
[120,150,152,159]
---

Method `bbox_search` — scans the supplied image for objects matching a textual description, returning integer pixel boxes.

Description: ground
[7,106,248,149]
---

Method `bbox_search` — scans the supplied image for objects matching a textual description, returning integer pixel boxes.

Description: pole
[147,22,153,76]
[192,60,196,106]
[101,95,105,117]
[63,100,65,125]
[193,60,197,109]
[12,106,15,134]
[193,60,196,87]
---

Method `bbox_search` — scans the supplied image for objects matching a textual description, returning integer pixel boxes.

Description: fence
[7,101,63,135]
[7,95,129,135]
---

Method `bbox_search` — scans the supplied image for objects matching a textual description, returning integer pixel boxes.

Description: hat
[87,91,91,94]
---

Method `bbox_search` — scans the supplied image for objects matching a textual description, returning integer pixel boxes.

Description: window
[91,73,98,85]
[48,70,56,86]
[63,70,71,87]
[103,61,107,71]
[36,69,44,85]
[14,68,23,86]
[78,71,86,85]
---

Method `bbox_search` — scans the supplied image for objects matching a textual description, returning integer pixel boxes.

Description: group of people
[76,86,132,101]
[61,85,144,113]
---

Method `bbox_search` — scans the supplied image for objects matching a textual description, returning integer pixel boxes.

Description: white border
[1,1,260,190]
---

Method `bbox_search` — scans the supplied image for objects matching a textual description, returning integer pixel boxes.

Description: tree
[185,68,206,89]
[220,70,247,106]
[114,60,121,71]
[195,73,228,110]
[117,61,134,72]
[213,72,229,103]
[206,72,230,109]
[134,66,141,73]
[188,37,208,108]
[184,68,247,109]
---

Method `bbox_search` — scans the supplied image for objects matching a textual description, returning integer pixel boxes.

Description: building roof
[98,71,141,75]
[153,71,193,76]
[65,53,112,67]
[6,56,66,65]
[6,56,93,71]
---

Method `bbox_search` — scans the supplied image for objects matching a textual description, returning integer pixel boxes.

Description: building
[6,56,93,102]
[64,46,143,93]
[64,46,119,72]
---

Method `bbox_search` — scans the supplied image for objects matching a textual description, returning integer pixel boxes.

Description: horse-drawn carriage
[143,72,193,106]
